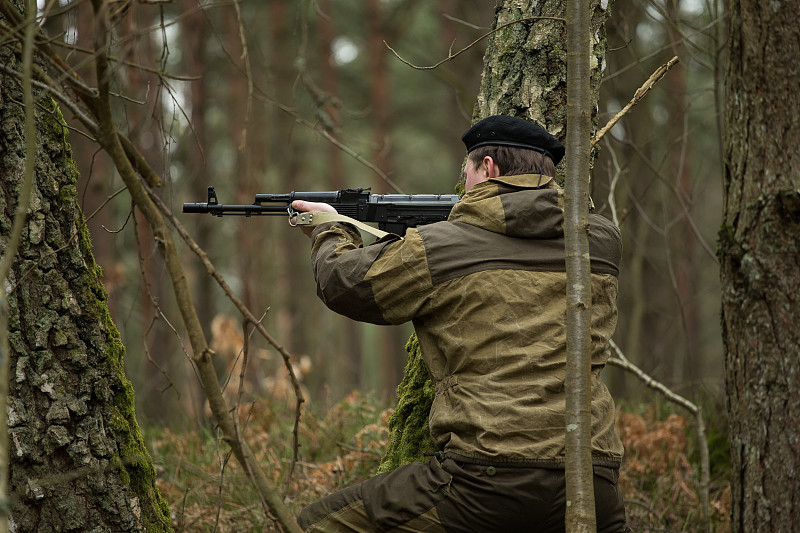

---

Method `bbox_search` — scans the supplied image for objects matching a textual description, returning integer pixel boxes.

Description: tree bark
[720,0,800,530]
[0,26,172,533]
[380,0,614,472]
[564,0,596,529]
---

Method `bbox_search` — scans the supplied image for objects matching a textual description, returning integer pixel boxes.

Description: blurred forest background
[23,0,729,529]
[56,0,725,419]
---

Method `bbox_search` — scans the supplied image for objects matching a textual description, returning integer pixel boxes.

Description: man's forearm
[309,223,394,325]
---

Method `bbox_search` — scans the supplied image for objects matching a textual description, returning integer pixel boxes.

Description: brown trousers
[298,458,630,533]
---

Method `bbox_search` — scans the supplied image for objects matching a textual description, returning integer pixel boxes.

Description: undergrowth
[146,391,731,532]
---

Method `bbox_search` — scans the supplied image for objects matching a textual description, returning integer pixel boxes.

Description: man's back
[310,174,623,465]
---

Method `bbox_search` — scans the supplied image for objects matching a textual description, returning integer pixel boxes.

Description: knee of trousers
[298,483,366,531]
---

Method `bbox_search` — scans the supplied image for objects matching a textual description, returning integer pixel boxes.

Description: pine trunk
[720,0,800,530]
[0,41,172,532]
[380,0,613,472]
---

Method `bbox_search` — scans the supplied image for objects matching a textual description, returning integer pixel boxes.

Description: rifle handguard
[295,211,393,240]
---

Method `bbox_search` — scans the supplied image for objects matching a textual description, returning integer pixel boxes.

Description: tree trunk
[380,0,613,473]
[720,0,800,530]
[180,0,214,354]
[365,0,408,396]
[0,36,172,533]
[316,0,363,396]
[564,0,596,529]
[661,0,700,387]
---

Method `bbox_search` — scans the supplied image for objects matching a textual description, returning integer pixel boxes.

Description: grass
[145,391,731,532]
[146,391,390,531]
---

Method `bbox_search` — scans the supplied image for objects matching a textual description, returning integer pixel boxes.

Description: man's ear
[484,156,500,178]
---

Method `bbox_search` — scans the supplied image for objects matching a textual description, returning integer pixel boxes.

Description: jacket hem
[442,451,621,470]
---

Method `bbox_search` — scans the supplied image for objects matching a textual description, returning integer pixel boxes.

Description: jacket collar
[449,174,564,239]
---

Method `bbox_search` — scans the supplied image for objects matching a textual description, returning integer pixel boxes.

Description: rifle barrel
[181,202,289,216]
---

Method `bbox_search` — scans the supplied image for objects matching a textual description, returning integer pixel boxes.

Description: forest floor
[146,390,731,532]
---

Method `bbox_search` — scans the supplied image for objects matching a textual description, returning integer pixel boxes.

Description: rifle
[182,186,460,237]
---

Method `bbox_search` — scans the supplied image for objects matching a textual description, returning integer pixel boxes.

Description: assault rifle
[182,186,460,236]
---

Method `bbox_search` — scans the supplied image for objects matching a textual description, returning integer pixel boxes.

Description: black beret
[461,115,565,165]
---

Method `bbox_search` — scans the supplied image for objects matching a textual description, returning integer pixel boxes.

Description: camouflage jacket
[308,174,624,467]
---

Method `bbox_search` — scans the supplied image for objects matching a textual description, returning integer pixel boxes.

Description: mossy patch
[378,333,436,473]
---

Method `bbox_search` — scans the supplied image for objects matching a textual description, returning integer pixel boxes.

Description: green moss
[100,284,171,530]
[45,98,80,187]
[105,327,173,530]
[378,333,436,473]
[110,455,131,485]
[76,205,104,282]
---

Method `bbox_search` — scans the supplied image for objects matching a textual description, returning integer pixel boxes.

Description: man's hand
[291,200,338,237]
[292,200,338,214]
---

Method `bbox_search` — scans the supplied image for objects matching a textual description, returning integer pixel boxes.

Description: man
[292,115,629,532]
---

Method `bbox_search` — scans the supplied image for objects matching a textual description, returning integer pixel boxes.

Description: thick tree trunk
[0,42,172,532]
[380,0,613,472]
[720,0,800,530]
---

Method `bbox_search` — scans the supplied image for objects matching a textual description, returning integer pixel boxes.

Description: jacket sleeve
[309,222,434,325]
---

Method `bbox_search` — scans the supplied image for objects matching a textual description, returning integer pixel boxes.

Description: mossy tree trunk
[379,0,613,473]
[0,41,172,532]
[720,0,800,529]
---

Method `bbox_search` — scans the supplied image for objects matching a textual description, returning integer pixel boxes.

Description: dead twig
[385,16,565,71]
[231,0,253,153]
[143,184,307,502]
[132,206,182,397]
[592,56,680,147]
[88,2,301,528]
[607,339,711,533]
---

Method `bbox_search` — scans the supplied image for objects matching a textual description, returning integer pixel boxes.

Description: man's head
[461,115,564,191]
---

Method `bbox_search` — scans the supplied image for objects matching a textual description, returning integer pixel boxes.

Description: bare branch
[232,0,254,154]
[607,339,711,531]
[143,182,307,504]
[592,56,680,147]
[132,207,181,397]
[87,2,302,528]
[385,16,565,71]
[603,137,625,227]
